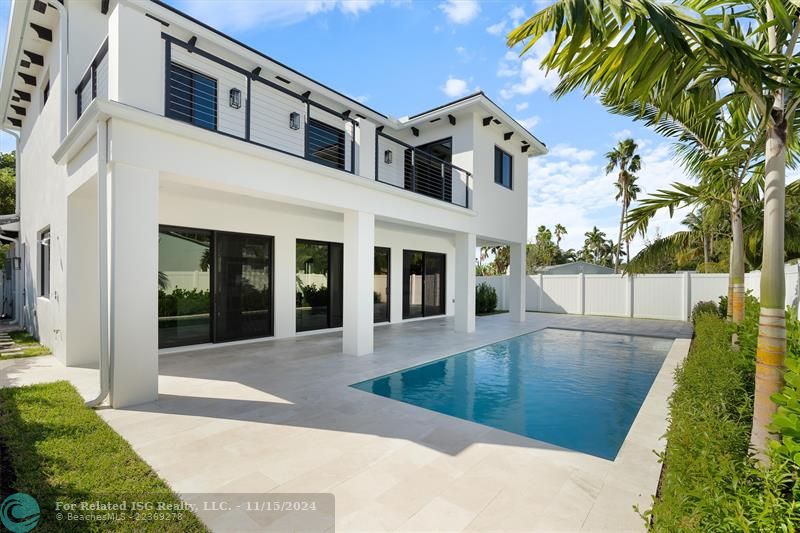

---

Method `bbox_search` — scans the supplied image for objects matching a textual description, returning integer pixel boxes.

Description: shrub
[718,294,728,318]
[648,313,800,530]
[475,283,498,314]
[691,300,719,324]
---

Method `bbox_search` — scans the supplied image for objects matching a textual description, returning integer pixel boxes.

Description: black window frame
[157,225,275,349]
[402,250,446,319]
[42,78,50,107]
[38,227,50,298]
[307,118,346,171]
[295,239,344,332]
[166,62,218,131]
[494,146,513,190]
[374,247,391,324]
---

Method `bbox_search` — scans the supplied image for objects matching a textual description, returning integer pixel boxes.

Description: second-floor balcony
[75,33,472,210]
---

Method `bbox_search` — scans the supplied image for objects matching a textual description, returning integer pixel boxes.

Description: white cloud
[439,0,480,24]
[174,0,384,30]
[498,40,560,99]
[527,141,692,256]
[515,102,529,112]
[508,6,526,25]
[518,116,540,130]
[486,21,507,35]
[441,77,470,98]
[612,129,632,140]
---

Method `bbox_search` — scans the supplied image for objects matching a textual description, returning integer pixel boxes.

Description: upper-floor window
[167,63,217,131]
[39,228,51,298]
[307,118,345,170]
[494,146,513,189]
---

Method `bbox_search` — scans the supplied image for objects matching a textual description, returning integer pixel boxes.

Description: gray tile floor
[0,312,692,532]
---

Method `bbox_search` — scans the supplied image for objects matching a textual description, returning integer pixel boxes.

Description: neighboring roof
[0,214,20,225]
[540,261,615,274]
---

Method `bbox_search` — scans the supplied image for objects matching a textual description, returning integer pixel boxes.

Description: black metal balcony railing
[74,33,473,209]
[375,129,472,208]
[76,37,109,119]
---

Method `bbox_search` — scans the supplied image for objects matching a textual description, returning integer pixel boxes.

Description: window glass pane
[296,240,342,331]
[214,233,272,342]
[39,229,50,298]
[502,152,512,188]
[424,253,445,316]
[494,148,512,189]
[158,228,212,348]
[374,248,390,323]
[403,251,424,319]
[167,63,217,131]
[307,119,345,170]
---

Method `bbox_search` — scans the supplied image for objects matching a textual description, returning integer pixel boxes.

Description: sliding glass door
[214,232,272,342]
[158,226,273,348]
[403,250,446,319]
[158,227,212,348]
[374,247,390,323]
[296,240,343,332]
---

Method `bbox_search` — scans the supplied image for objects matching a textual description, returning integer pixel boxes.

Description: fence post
[682,271,691,321]
[626,274,634,318]
[577,273,585,315]
[537,273,544,312]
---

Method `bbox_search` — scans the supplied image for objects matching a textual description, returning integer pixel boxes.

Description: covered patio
[1,312,691,532]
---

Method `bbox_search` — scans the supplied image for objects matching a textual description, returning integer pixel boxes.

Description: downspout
[48,1,69,142]
[86,119,110,407]
[1,128,21,326]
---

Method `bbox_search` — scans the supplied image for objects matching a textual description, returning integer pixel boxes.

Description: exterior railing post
[411,150,416,193]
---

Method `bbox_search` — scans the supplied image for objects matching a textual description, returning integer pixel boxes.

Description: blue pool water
[352,328,672,460]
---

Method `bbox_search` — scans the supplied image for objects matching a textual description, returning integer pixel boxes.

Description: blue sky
[0,0,704,254]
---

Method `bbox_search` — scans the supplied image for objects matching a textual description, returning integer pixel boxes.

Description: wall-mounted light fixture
[12,257,20,270]
[229,88,241,109]
[289,112,301,130]
[384,150,393,164]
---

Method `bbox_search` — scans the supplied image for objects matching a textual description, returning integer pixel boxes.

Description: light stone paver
[0,312,692,532]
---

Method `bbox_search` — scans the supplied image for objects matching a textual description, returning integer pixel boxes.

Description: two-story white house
[0,0,545,407]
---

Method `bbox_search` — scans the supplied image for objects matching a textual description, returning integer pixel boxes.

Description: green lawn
[0,330,52,359]
[0,381,207,532]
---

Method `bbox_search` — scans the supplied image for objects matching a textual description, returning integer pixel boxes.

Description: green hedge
[476,283,498,314]
[649,310,800,530]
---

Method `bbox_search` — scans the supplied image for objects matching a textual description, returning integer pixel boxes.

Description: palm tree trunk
[751,106,788,459]
[615,205,625,273]
[703,233,710,273]
[730,188,745,324]
[727,239,734,322]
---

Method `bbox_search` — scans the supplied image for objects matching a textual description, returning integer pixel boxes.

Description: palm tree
[508,0,799,455]
[583,226,607,265]
[614,175,641,269]
[554,224,567,247]
[606,139,641,273]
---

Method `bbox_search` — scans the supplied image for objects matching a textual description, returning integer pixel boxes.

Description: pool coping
[579,336,692,530]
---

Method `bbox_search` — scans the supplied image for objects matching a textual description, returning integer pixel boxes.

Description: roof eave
[0,0,30,133]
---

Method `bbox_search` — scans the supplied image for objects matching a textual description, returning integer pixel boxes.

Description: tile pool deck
[1,313,692,532]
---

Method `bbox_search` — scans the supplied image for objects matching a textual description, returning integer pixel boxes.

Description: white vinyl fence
[479,264,800,322]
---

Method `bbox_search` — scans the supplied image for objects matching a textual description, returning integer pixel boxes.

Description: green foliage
[718,294,728,319]
[648,314,800,531]
[690,300,719,324]
[0,381,208,531]
[768,307,800,467]
[157,288,210,317]
[298,284,328,308]
[0,150,14,215]
[475,283,498,314]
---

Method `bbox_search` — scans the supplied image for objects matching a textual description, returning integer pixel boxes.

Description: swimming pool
[351,328,673,460]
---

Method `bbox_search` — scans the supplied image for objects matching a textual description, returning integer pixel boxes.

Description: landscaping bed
[648,301,800,530]
[0,381,207,532]
[0,330,51,360]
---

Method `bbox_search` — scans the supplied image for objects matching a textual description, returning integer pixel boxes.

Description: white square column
[109,162,159,408]
[343,211,375,355]
[455,232,476,333]
[509,242,526,322]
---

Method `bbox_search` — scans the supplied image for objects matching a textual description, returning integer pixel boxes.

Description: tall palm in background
[583,226,608,265]
[605,139,641,273]
[554,223,567,247]
[508,0,800,456]
[613,175,641,268]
